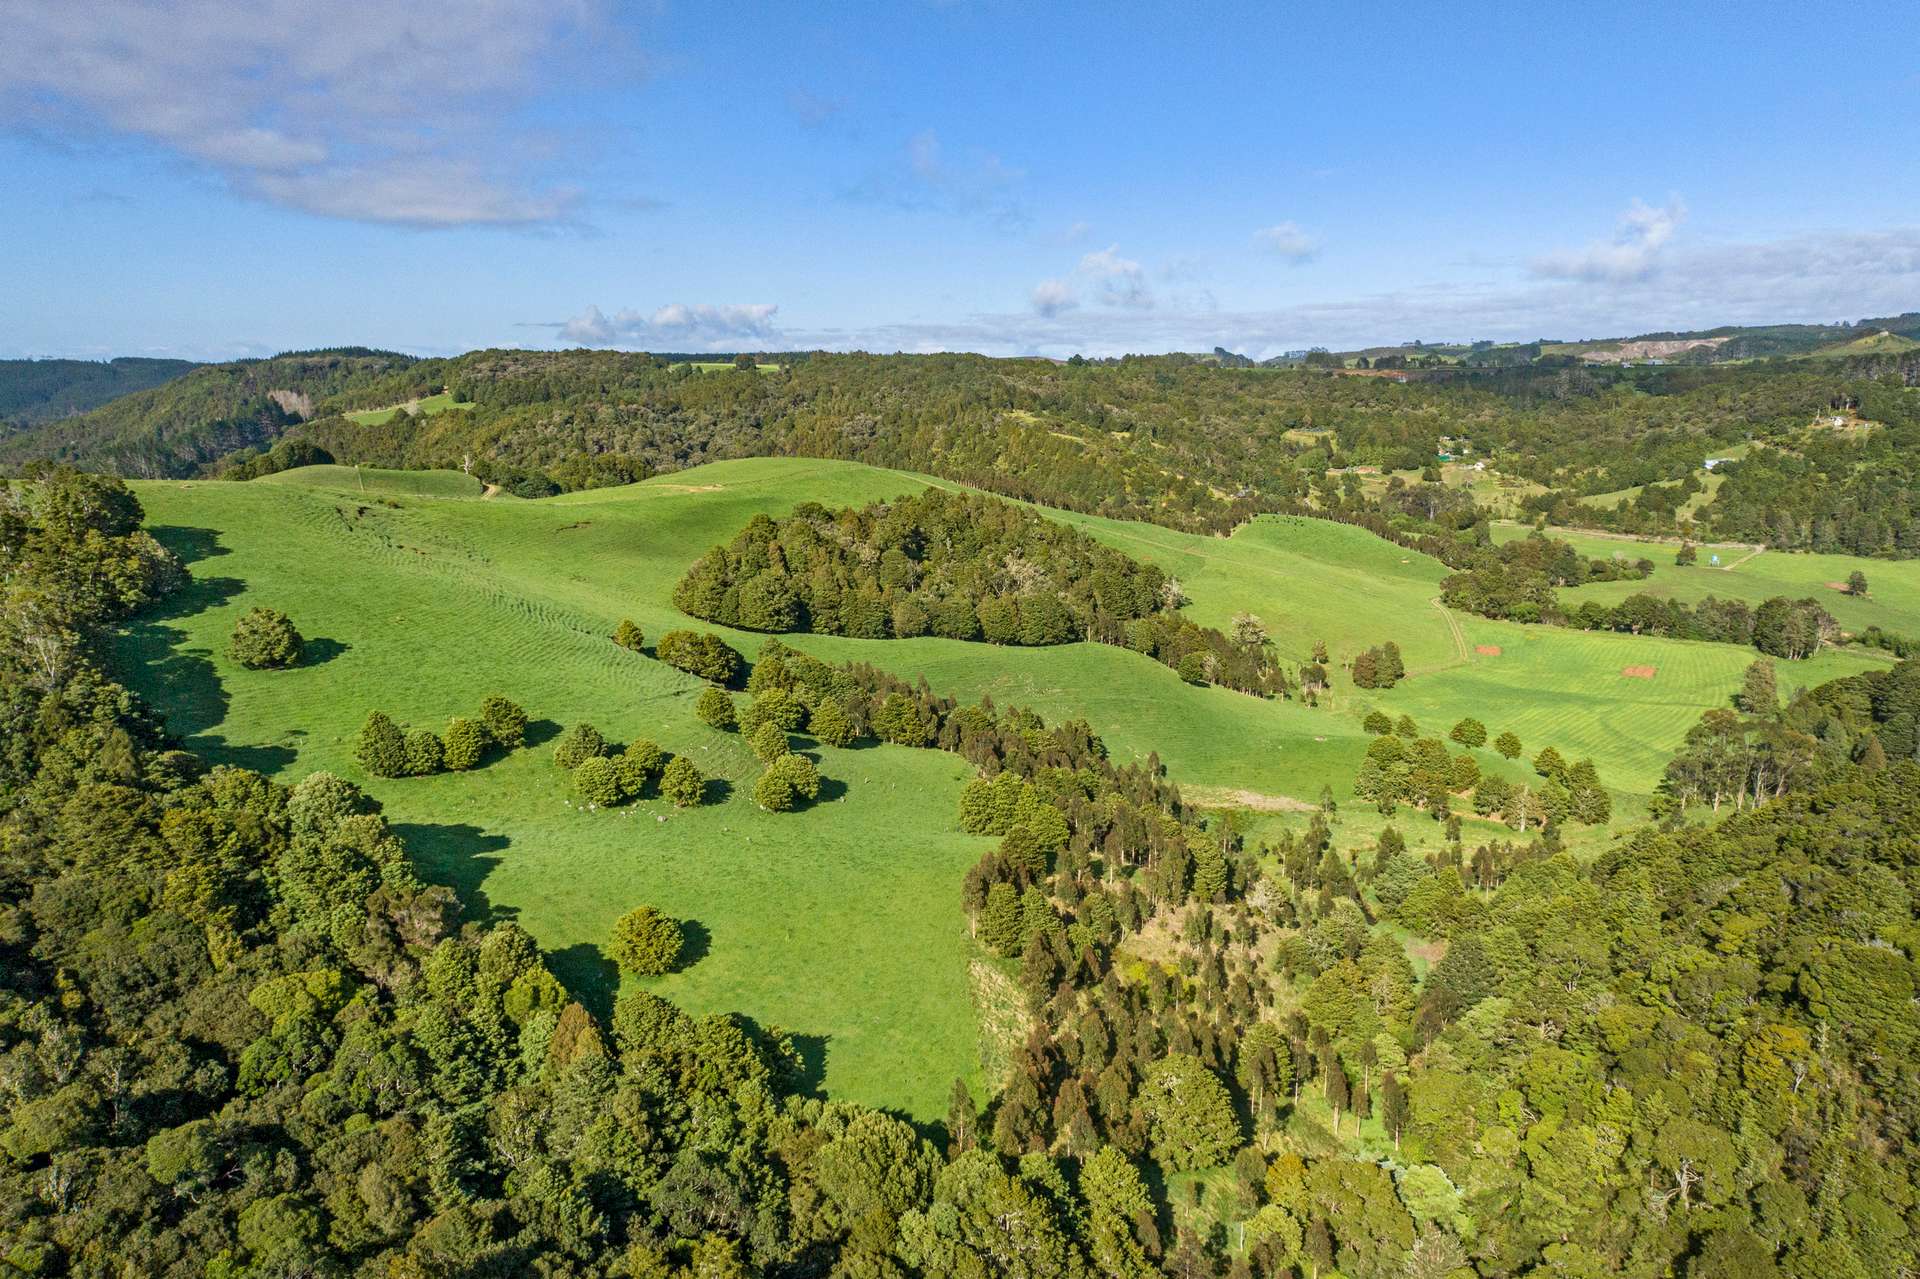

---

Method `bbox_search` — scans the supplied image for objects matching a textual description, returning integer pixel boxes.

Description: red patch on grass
[1475,644,1502,656]
[1621,665,1657,679]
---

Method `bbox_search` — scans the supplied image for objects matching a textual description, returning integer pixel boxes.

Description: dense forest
[0,358,197,431]
[674,491,1288,695]
[3,466,1918,1276]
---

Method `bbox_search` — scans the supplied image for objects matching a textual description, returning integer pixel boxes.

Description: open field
[344,390,470,426]
[112,459,1894,1114]
[1495,521,1920,639]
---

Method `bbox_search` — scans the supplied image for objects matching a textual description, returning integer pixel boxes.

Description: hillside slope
[0,356,197,429]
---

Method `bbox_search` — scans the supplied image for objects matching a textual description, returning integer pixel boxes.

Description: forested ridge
[0,358,198,432]
[3,465,1918,1277]
[7,343,1920,554]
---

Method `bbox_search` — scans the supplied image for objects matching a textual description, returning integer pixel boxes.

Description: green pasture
[111,457,1897,1113]
[344,391,470,426]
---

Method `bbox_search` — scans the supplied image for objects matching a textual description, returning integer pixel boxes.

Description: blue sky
[4,0,1918,360]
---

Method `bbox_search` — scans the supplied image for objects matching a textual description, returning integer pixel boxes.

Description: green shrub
[1448,717,1487,748]
[754,753,822,812]
[228,607,303,669]
[403,730,444,776]
[1494,731,1522,760]
[807,698,856,748]
[749,721,790,763]
[660,756,705,807]
[479,694,528,748]
[695,685,737,730]
[611,906,683,975]
[656,630,743,684]
[872,693,933,746]
[744,687,804,733]
[574,756,623,806]
[354,711,407,778]
[613,618,644,651]
[553,723,607,770]
[1177,652,1209,685]
[623,738,665,780]
[443,717,487,770]
[1362,711,1393,735]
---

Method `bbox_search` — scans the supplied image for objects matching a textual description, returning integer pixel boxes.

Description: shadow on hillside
[300,637,350,667]
[786,1032,829,1099]
[149,524,229,566]
[392,822,515,923]
[676,919,712,969]
[525,718,563,748]
[815,776,849,804]
[700,778,734,806]
[548,942,620,1022]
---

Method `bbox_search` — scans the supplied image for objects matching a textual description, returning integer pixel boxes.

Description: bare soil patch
[1621,665,1657,679]
[1475,644,1502,656]
[1182,786,1318,813]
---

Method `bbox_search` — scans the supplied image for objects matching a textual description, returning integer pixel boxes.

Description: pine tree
[946,1078,978,1156]
[982,881,1023,956]
[694,684,737,730]
[354,711,408,778]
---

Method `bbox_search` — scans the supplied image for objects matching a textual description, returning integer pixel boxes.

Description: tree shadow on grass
[524,718,563,748]
[149,524,229,566]
[700,777,734,806]
[785,1032,829,1099]
[300,637,350,666]
[676,918,712,969]
[391,822,515,924]
[815,776,849,804]
[548,942,620,1022]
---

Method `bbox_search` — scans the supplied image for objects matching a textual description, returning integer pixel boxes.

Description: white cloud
[1253,221,1318,262]
[0,0,614,227]
[558,303,781,349]
[1030,278,1078,317]
[792,225,1920,359]
[1532,197,1688,282]
[1079,245,1153,309]
[848,129,1027,227]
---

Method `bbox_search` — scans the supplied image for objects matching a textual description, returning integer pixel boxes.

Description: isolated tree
[613,618,644,651]
[1676,542,1698,566]
[656,630,742,683]
[1352,649,1380,689]
[660,756,705,807]
[754,753,822,811]
[354,711,408,778]
[1395,714,1419,738]
[229,607,303,669]
[612,906,683,975]
[443,717,487,770]
[479,694,528,748]
[1846,569,1869,596]
[403,729,444,776]
[695,685,737,730]
[1363,710,1393,735]
[574,756,623,806]
[1449,717,1487,748]
[1494,731,1522,760]
[807,698,856,747]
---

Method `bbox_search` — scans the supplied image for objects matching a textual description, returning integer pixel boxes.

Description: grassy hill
[112,459,1893,1115]
[1496,521,1920,640]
